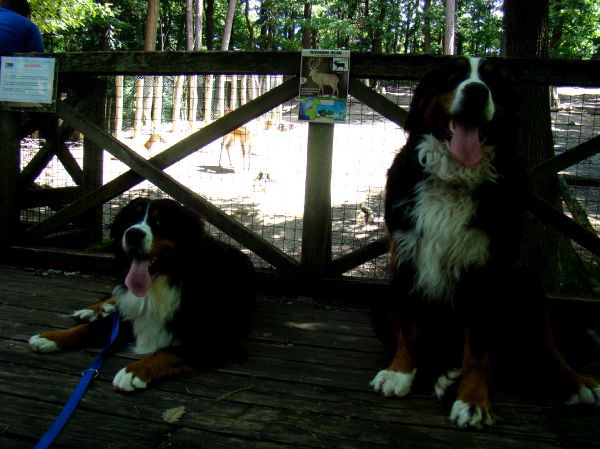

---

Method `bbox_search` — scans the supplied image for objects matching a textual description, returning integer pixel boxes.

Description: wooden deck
[1,265,600,449]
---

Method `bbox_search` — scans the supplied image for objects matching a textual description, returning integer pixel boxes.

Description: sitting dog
[370,56,599,428]
[29,197,255,392]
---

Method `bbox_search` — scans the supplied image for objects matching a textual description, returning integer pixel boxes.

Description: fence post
[0,111,21,249]
[81,77,107,243]
[301,122,334,287]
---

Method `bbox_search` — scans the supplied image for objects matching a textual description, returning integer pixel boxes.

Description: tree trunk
[217,0,236,116]
[205,0,214,50]
[114,75,124,138]
[152,76,163,130]
[186,0,197,129]
[222,0,236,50]
[503,0,580,293]
[172,75,185,132]
[423,0,432,54]
[302,2,313,48]
[371,2,386,53]
[133,78,144,137]
[244,0,254,49]
[444,0,455,55]
[240,74,247,107]
[134,0,160,136]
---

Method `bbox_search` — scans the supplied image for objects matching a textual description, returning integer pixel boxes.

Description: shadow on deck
[1,265,600,449]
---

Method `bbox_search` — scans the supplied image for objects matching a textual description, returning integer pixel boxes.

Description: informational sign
[0,56,57,111]
[299,49,350,123]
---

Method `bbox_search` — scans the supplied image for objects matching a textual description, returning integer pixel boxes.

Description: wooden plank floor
[1,265,600,449]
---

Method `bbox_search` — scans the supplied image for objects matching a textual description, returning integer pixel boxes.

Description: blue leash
[35,310,121,449]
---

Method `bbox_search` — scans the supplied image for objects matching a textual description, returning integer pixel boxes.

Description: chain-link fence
[19,76,600,278]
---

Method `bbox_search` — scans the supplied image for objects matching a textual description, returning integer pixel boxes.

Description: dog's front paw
[434,368,462,399]
[29,335,60,353]
[72,303,116,322]
[370,369,416,397]
[113,367,148,392]
[450,400,495,429]
[566,382,600,406]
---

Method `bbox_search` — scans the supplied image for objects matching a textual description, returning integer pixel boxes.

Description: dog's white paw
[450,400,494,429]
[434,369,462,399]
[29,335,59,353]
[72,308,98,322]
[566,383,600,406]
[369,369,416,397]
[113,367,148,392]
[72,303,116,322]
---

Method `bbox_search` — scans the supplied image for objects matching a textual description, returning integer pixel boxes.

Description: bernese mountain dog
[370,56,599,428]
[29,197,255,392]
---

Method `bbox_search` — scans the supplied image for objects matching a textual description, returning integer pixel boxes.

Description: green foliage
[549,0,600,59]
[456,0,503,56]
[28,0,599,59]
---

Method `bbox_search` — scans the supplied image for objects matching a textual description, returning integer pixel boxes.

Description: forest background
[28,0,600,59]
[16,0,600,294]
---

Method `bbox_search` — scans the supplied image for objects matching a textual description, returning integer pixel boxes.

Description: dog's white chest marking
[115,275,181,354]
[392,135,497,301]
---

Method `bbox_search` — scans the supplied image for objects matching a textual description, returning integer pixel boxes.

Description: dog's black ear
[404,72,436,135]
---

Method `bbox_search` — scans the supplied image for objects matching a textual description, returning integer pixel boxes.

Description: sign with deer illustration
[299,49,350,123]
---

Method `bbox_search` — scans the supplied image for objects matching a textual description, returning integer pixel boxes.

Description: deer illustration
[308,59,339,97]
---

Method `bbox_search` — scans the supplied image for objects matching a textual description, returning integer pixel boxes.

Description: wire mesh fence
[19,75,600,279]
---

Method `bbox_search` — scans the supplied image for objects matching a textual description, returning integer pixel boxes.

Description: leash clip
[81,368,99,378]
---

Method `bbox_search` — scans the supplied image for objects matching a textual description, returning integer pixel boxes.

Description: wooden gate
[1,52,600,292]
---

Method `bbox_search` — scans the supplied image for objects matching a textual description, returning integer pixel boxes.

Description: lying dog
[370,56,599,428]
[30,197,255,392]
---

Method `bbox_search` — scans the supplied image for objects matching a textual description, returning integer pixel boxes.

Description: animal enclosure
[2,52,600,293]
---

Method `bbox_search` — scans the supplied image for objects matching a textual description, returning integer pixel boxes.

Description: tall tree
[444,0,455,54]
[204,0,215,121]
[302,2,314,48]
[423,0,432,54]
[205,0,215,50]
[243,0,255,48]
[503,0,579,292]
[134,0,160,136]
[217,0,237,117]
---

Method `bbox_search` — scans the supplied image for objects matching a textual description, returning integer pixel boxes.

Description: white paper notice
[0,56,56,105]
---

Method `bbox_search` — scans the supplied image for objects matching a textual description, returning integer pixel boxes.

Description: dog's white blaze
[449,57,495,122]
[122,203,153,254]
[392,135,497,302]
[115,275,181,354]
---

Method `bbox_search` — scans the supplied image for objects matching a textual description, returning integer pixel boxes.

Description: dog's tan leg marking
[451,328,495,428]
[539,313,600,405]
[113,349,193,392]
[370,324,418,397]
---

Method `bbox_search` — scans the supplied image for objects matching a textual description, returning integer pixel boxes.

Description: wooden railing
[1,52,599,292]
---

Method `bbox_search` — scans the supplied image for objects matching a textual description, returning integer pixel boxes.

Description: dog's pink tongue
[125,258,151,297]
[450,122,481,167]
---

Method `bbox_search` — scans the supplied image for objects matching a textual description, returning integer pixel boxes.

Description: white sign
[0,56,56,107]
[299,49,350,123]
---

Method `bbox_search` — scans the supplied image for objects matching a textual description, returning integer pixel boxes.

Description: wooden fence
[1,52,600,294]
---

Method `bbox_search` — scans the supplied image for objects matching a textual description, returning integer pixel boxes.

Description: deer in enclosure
[220,109,253,171]
[308,59,339,97]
